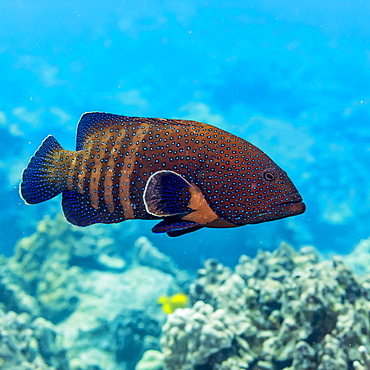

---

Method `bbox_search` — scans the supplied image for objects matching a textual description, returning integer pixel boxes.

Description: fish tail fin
[20,135,67,204]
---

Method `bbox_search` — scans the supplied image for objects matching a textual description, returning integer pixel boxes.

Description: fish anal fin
[62,190,126,226]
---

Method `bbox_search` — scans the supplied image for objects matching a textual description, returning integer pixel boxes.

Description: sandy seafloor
[0,1,370,369]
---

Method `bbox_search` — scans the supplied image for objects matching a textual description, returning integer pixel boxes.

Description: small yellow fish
[158,293,188,314]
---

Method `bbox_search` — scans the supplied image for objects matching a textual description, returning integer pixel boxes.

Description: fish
[158,293,188,314]
[20,112,306,237]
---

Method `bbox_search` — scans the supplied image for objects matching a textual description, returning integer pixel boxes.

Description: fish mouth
[280,200,306,215]
[256,200,306,219]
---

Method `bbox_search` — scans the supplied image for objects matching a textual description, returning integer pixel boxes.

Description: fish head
[242,162,306,224]
[206,144,306,226]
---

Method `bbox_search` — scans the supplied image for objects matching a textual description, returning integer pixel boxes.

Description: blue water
[1,1,369,268]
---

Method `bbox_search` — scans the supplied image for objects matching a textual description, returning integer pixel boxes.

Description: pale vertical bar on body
[118,126,147,219]
[104,154,116,213]
[89,160,102,210]
[66,155,76,191]
[119,156,135,219]
[64,151,86,193]
[76,152,87,193]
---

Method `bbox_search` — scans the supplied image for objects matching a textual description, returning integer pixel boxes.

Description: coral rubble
[159,242,370,370]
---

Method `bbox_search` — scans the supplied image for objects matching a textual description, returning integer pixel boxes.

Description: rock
[132,237,178,276]
[97,253,126,271]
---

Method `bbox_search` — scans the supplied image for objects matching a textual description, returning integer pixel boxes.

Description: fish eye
[263,171,275,181]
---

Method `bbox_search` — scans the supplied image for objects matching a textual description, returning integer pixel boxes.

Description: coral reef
[1,214,187,370]
[8,213,124,323]
[0,257,40,316]
[160,242,370,370]
[0,309,67,369]
[58,265,178,369]
[4,212,370,370]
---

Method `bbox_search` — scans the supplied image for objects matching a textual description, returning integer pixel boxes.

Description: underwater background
[1,1,370,369]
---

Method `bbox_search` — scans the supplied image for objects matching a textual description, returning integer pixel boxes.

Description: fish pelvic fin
[151,216,202,236]
[20,135,67,204]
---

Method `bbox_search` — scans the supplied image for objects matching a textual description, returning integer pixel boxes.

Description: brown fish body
[20,112,305,236]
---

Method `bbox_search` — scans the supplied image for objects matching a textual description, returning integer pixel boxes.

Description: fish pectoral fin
[144,170,194,216]
[151,216,202,237]
[144,169,220,227]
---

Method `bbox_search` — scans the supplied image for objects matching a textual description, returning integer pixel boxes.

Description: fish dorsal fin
[144,170,193,216]
[76,112,213,150]
[76,112,121,150]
